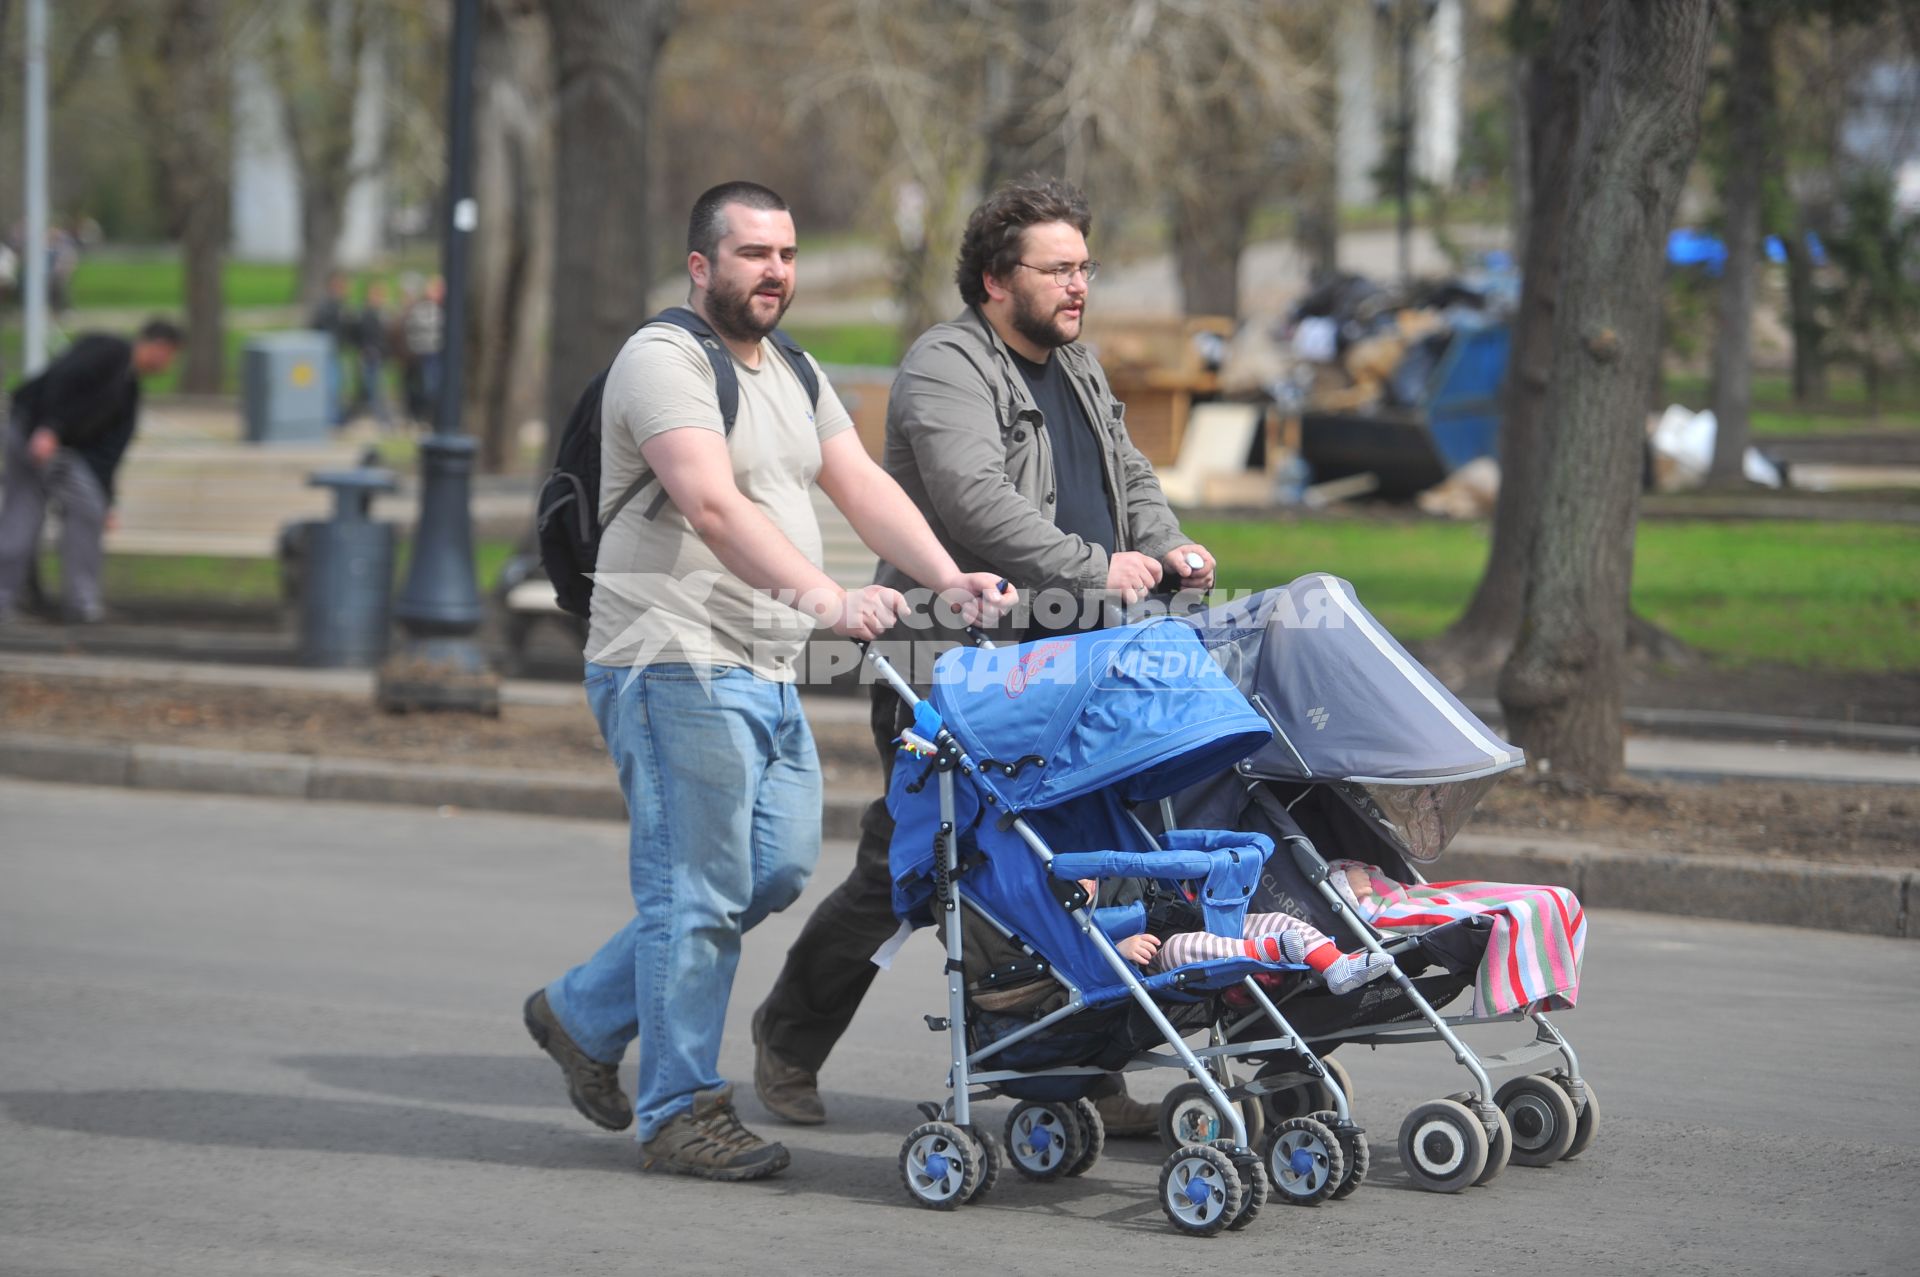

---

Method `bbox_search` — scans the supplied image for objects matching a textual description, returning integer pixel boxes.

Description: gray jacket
[876,306,1186,602]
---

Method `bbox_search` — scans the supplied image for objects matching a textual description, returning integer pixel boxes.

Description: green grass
[68,257,301,309]
[72,519,1918,673]
[44,537,520,610]
[785,323,901,367]
[1183,516,1920,673]
[1662,369,1920,435]
[64,247,443,311]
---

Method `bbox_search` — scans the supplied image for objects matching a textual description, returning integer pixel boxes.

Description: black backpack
[534,306,820,619]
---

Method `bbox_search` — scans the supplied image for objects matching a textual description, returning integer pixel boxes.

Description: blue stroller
[1164,575,1597,1192]
[871,619,1371,1235]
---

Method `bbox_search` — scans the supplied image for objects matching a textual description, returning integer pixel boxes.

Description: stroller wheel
[1004,1101,1085,1181]
[1159,1081,1262,1153]
[1065,1097,1105,1177]
[1550,1073,1602,1160]
[1223,1144,1270,1231]
[1262,1116,1345,1206]
[964,1127,1002,1203]
[1397,1098,1490,1193]
[1496,1075,1578,1167]
[1474,1104,1513,1185]
[1305,1110,1370,1201]
[1158,1143,1245,1237]
[900,1120,982,1210]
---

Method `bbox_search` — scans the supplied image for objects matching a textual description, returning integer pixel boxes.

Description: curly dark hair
[953,175,1092,307]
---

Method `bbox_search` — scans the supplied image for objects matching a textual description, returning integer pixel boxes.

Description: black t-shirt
[1010,349,1114,634]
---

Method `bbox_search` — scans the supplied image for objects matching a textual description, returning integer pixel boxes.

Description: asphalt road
[2,779,1916,1276]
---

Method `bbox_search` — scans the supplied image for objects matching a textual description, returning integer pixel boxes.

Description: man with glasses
[752,176,1215,1135]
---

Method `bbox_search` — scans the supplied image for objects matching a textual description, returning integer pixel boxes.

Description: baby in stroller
[1087,874,1396,994]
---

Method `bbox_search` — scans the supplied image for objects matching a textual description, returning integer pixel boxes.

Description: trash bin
[294,469,398,668]
[243,332,333,444]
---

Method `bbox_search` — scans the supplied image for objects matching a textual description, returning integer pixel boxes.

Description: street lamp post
[376,0,499,714]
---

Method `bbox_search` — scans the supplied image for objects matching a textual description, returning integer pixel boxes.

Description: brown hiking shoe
[751,1006,825,1125]
[641,1085,792,1181]
[1093,1086,1159,1138]
[523,989,631,1131]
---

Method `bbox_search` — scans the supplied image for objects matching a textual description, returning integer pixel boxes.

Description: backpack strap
[620,307,823,523]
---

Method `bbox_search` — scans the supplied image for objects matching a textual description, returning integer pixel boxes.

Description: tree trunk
[1434,7,1583,670]
[180,201,228,394]
[1497,0,1715,792]
[162,0,231,394]
[1784,212,1827,403]
[1705,0,1775,487]
[469,0,554,474]
[270,0,377,311]
[981,0,1068,188]
[1171,179,1254,318]
[540,0,677,445]
[297,184,346,307]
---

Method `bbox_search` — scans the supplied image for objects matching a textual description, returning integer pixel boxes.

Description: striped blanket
[1331,861,1586,1016]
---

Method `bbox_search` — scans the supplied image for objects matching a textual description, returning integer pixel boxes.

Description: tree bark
[469,0,554,474]
[1434,7,1583,670]
[274,0,377,310]
[1171,176,1256,318]
[1705,0,1776,487]
[143,0,231,394]
[981,0,1068,188]
[1497,0,1715,792]
[540,0,677,446]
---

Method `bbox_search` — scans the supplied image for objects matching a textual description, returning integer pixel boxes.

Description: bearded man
[521,180,1010,1181]
[752,175,1217,1136]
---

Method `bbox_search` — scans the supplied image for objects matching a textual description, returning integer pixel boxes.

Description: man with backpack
[522,180,1012,1183]
[751,175,1216,1138]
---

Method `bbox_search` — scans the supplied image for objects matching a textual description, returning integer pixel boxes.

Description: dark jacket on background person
[6,334,141,503]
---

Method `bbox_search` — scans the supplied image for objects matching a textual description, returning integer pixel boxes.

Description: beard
[706,273,792,343]
[1009,283,1082,351]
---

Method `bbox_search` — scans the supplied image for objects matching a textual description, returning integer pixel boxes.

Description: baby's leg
[1150,929,1249,972]
[1242,913,1394,995]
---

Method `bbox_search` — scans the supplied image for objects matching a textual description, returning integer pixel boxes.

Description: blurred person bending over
[0,319,183,624]
[752,175,1216,1135]
[520,181,1012,1182]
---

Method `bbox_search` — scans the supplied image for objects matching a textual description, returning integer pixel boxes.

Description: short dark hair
[954,175,1092,307]
[688,181,789,261]
[138,317,184,347]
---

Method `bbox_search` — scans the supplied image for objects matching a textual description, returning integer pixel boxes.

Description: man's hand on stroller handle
[829,585,911,641]
[937,573,1018,628]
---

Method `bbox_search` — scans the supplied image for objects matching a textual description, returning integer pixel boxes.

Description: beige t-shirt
[585,323,854,679]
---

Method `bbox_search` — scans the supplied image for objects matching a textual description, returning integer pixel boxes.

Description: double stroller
[874,620,1372,1235]
[1166,574,1598,1192]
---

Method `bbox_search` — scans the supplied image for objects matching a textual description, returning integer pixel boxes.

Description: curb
[0,732,1909,941]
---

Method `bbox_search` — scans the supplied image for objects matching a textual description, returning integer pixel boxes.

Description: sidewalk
[0,649,1913,941]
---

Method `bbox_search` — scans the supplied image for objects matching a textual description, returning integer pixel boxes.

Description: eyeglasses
[1016,260,1100,287]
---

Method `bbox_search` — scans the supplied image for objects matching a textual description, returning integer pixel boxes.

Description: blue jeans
[546,662,821,1140]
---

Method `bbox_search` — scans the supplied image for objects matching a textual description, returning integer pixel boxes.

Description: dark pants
[755,681,913,1072]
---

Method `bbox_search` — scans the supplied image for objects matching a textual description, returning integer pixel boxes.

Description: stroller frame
[868,645,1365,1231]
[1210,781,1593,1190]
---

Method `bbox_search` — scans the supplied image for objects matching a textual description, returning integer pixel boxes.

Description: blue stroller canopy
[927,619,1274,810]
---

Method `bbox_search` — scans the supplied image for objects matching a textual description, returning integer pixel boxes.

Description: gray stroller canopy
[1185,574,1525,862]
